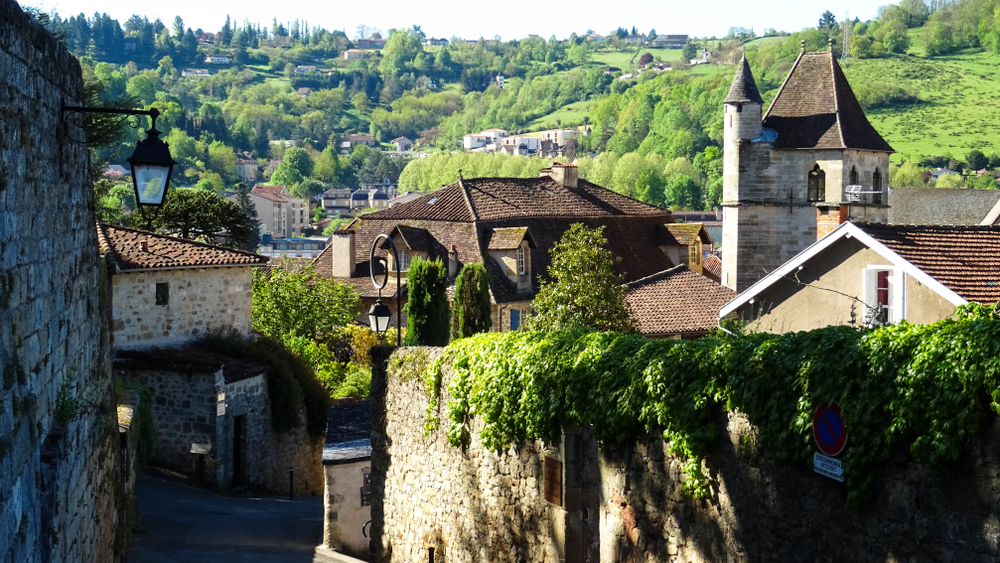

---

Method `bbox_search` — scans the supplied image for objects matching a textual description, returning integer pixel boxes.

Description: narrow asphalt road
[128,473,326,563]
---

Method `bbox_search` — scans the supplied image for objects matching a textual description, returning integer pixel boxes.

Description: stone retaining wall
[371,347,1000,563]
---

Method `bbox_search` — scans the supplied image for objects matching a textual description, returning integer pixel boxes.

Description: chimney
[139,240,149,253]
[330,231,356,278]
[549,162,578,188]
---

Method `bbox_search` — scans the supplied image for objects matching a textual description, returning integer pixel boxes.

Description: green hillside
[842,50,1000,161]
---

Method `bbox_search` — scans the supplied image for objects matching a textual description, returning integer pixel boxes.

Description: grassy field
[842,49,1000,161]
[592,48,684,69]
[525,99,592,130]
[745,36,787,48]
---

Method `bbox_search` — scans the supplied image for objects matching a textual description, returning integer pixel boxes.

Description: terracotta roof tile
[113,346,268,383]
[662,223,713,246]
[365,176,670,222]
[625,266,737,336]
[858,223,1000,303]
[763,51,893,152]
[97,223,268,271]
[703,255,722,282]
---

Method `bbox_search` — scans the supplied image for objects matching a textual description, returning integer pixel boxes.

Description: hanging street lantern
[62,105,176,209]
[126,108,176,207]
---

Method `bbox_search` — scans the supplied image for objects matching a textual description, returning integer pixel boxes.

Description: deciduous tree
[252,260,361,342]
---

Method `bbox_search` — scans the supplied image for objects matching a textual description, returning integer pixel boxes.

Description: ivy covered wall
[369,314,1000,562]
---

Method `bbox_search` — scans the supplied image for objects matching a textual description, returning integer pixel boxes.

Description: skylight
[427,198,437,205]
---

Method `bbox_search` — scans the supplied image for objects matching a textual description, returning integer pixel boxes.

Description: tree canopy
[131,188,254,248]
[252,260,361,342]
[526,223,635,333]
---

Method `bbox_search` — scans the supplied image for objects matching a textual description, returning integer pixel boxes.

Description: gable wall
[740,238,956,333]
[111,267,253,349]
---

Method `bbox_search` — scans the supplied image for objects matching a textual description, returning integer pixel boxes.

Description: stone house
[722,46,893,292]
[97,223,267,349]
[98,224,323,493]
[235,153,258,182]
[719,221,1000,333]
[113,346,324,495]
[311,163,681,332]
[249,184,309,238]
[320,400,373,559]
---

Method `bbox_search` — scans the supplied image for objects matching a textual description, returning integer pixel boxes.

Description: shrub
[451,263,492,340]
[405,257,450,346]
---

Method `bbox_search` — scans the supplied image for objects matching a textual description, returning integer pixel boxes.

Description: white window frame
[516,246,526,275]
[862,266,905,326]
[397,249,411,271]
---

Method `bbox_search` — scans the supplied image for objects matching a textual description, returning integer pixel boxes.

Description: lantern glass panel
[133,164,170,204]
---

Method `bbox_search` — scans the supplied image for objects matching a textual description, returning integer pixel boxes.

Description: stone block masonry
[111,267,253,349]
[371,347,1000,563]
[0,0,129,560]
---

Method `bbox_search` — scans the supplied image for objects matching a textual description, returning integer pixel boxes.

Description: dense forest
[26,0,1000,222]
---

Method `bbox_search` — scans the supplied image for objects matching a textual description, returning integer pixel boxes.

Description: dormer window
[688,242,701,266]
[517,246,526,274]
[808,165,826,202]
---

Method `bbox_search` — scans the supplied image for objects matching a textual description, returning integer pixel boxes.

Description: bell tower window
[808,165,826,202]
[849,166,858,186]
[872,170,883,204]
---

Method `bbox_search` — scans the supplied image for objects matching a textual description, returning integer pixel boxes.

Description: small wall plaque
[191,443,211,454]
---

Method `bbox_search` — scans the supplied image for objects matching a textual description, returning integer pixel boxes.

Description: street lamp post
[369,233,401,347]
[62,105,177,210]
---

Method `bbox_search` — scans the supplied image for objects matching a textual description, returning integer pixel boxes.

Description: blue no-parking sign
[813,402,847,457]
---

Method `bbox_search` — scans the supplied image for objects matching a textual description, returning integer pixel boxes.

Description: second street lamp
[369,233,401,346]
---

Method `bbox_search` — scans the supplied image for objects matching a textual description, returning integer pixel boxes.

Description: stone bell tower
[721,44,893,292]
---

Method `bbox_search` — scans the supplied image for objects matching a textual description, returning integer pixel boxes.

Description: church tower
[721,44,893,292]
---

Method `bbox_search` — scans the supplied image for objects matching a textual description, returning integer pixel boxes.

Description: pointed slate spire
[723,54,764,104]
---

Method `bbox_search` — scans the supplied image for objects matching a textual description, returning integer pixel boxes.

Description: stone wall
[222,373,324,495]
[121,366,324,494]
[122,368,219,475]
[111,267,253,349]
[372,347,1000,563]
[0,1,126,560]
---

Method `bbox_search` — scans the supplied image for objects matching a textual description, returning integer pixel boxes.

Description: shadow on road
[128,473,325,563]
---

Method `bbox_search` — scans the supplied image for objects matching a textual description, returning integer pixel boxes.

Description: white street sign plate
[814,453,843,482]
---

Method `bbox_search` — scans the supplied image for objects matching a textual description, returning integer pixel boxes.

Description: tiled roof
[723,55,764,104]
[363,176,671,222]
[97,223,268,271]
[112,346,268,384]
[703,255,722,282]
[487,227,533,250]
[625,266,737,336]
[858,223,1000,303]
[389,225,433,251]
[323,400,372,464]
[763,50,894,152]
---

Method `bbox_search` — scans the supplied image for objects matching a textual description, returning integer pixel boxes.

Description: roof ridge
[458,176,480,221]
[625,264,688,289]
[829,50,847,149]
